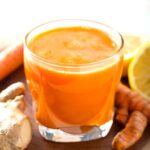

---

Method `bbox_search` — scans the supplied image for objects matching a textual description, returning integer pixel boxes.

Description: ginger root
[0,82,32,150]
[112,111,147,150]
[0,82,25,102]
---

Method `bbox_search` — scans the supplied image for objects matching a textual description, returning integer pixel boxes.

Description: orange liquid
[24,27,123,128]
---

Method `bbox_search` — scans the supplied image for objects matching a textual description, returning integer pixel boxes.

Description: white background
[0,0,150,39]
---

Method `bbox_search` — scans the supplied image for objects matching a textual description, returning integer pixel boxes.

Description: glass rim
[24,19,124,69]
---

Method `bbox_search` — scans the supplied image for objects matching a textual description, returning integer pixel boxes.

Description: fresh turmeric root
[115,83,150,123]
[113,83,150,150]
[116,108,129,125]
[0,82,32,150]
[112,111,147,150]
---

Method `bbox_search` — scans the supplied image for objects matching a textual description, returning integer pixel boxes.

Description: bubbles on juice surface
[28,27,117,66]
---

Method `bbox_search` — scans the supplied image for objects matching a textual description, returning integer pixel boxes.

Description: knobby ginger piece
[0,83,32,150]
[8,95,26,111]
[0,99,32,150]
[0,82,25,102]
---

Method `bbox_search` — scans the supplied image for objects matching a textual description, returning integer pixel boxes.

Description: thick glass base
[39,120,113,142]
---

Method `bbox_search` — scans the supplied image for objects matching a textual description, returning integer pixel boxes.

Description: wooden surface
[1,67,150,150]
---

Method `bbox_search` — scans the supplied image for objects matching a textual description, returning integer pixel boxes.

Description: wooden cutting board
[1,67,150,150]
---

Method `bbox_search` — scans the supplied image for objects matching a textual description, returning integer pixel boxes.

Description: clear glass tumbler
[24,19,124,142]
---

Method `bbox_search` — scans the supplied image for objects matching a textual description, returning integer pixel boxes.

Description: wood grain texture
[1,67,150,150]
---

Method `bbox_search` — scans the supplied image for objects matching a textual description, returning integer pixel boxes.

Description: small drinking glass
[24,19,123,142]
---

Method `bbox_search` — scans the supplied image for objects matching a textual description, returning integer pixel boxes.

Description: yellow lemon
[121,34,145,77]
[128,42,150,100]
